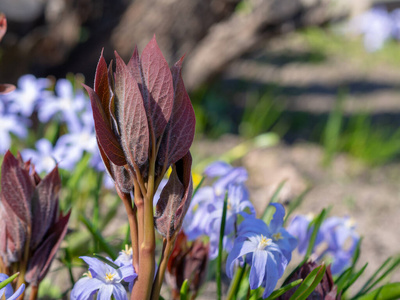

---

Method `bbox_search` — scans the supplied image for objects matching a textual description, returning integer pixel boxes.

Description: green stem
[217,192,228,300]
[227,264,247,300]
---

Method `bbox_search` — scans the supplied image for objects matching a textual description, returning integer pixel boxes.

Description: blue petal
[6,284,25,300]
[204,161,232,177]
[110,283,128,300]
[71,277,103,300]
[119,265,137,283]
[226,237,257,278]
[238,218,268,237]
[249,250,268,289]
[262,252,279,298]
[80,256,106,278]
[97,284,114,300]
[269,203,285,233]
[0,273,14,299]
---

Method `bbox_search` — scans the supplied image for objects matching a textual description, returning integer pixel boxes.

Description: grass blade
[283,187,311,226]
[80,214,117,260]
[264,279,303,300]
[356,283,400,300]
[289,264,326,300]
[180,279,189,300]
[261,180,287,225]
[341,263,368,295]
[217,192,228,300]
[0,272,20,290]
[93,253,120,269]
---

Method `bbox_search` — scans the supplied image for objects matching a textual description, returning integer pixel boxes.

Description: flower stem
[29,285,39,300]
[151,237,174,300]
[226,264,247,300]
[117,187,139,272]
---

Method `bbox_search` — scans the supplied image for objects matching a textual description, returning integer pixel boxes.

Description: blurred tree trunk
[111,0,361,91]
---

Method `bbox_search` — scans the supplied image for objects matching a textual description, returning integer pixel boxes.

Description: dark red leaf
[110,163,135,194]
[94,50,112,122]
[114,51,149,168]
[155,152,193,238]
[1,151,34,224]
[0,84,15,94]
[30,166,61,249]
[83,84,127,166]
[157,56,196,172]
[25,211,71,286]
[0,14,6,42]
[140,35,174,139]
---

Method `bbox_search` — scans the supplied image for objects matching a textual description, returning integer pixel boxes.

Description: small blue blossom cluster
[0,74,114,187]
[180,161,298,298]
[349,6,400,52]
[0,273,25,300]
[71,247,137,300]
[287,214,360,274]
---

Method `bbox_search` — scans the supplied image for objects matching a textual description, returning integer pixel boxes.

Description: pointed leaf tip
[83,84,127,166]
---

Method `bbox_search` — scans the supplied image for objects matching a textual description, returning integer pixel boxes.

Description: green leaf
[217,192,228,300]
[283,187,310,226]
[356,257,400,297]
[192,176,205,198]
[93,253,120,269]
[289,264,326,300]
[303,209,328,263]
[180,279,189,300]
[264,279,303,300]
[335,267,353,292]
[0,272,19,290]
[226,263,247,300]
[341,263,368,294]
[261,180,287,225]
[356,283,400,300]
[80,214,117,260]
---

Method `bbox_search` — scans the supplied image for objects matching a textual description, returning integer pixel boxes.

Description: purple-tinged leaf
[114,51,149,168]
[94,50,112,122]
[1,151,33,224]
[30,166,61,249]
[140,35,174,139]
[0,14,6,42]
[0,200,27,264]
[157,56,196,173]
[83,84,126,166]
[0,84,15,94]
[127,46,142,86]
[155,152,193,238]
[110,163,135,194]
[25,211,71,286]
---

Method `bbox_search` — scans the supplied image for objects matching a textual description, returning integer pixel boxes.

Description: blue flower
[4,74,51,117]
[114,246,138,291]
[287,214,323,255]
[0,274,25,300]
[319,216,360,274]
[204,161,248,196]
[206,183,256,259]
[226,230,288,298]
[183,186,215,241]
[38,79,87,132]
[71,256,136,300]
[0,113,27,153]
[21,138,65,173]
[238,204,297,263]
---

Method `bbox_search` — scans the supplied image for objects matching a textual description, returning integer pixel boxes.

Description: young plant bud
[166,231,209,300]
[84,36,195,192]
[154,152,193,238]
[0,151,70,287]
[278,261,341,300]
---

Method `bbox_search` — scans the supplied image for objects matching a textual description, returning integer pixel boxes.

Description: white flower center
[104,272,116,283]
[257,235,272,250]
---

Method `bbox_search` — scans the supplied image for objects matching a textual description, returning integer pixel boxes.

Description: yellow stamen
[122,244,132,255]
[258,235,272,250]
[105,272,116,282]
[83,271,92,278]
[273,232,283,241]
[345,218,356,229]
